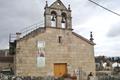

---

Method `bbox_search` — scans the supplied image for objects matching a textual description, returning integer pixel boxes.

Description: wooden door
[54,63,67,77]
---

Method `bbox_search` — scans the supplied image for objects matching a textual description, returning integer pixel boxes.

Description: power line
[88,0,120,16]
[20,21,43,29]
[19,22,44,34]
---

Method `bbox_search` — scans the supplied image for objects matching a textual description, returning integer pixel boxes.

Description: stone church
[10,0,96,79]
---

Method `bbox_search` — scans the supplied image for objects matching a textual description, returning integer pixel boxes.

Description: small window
[58,36,62,43]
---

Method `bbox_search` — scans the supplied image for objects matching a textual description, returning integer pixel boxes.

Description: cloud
[107,23,120,37]
[0,0,44,49]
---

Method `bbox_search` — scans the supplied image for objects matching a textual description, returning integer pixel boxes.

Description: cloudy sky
[0,0,120,57]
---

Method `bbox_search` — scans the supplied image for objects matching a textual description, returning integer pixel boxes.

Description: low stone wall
[0,76,54,80]
[0,75,75,80]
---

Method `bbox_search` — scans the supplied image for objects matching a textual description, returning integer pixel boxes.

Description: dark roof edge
[72,32,96,45]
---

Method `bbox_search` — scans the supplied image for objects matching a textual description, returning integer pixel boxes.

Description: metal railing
[9,22,44,43]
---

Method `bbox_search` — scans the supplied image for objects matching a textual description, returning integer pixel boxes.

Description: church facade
[13,0,96,79]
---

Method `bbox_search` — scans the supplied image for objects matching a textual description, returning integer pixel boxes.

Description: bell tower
[44,0,72,29]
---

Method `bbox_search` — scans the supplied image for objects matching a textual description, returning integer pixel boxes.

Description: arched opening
[61,12,67,28]
[51,11,57,27]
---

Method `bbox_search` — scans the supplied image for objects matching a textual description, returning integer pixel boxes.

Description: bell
[51,16,55,21]
[61,17,65,23]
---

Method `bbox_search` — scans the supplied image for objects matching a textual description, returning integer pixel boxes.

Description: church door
[54,63,67,77]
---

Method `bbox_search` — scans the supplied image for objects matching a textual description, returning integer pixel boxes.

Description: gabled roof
[18,27,46,41]
[72,32,95,45]
[49,0,68,10]
[18,27,95,46]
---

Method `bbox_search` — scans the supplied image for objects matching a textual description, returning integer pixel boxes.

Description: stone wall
[0,62,13,71]
[15,27,95,80]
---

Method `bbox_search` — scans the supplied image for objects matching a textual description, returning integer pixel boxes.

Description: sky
[0,0,120,57]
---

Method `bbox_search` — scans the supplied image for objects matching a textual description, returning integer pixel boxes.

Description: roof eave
[72,32,96,46]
